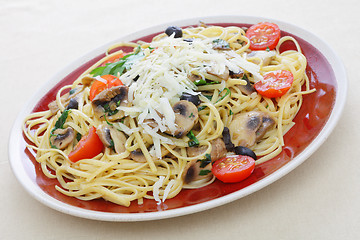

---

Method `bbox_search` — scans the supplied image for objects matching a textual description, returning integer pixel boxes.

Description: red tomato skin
[254,70,294,98]
[246,22,281,50]
[212,155,255,183]
[89,75,123,101]
[68,126,103,162]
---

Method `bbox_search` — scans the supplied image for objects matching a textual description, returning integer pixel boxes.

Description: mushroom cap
[184,138,226,184]
[96,124,127,154]
[92,85,129,121]
[228,111,275,148]
[172,100,199,138]
[50,127,75,150]
[186,138,227,162]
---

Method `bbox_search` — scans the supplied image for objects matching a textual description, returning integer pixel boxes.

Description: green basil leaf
[90,46,144,77]
[199,169,212,176]
[52,109,70,133]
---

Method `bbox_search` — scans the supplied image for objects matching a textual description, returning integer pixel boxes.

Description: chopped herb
[197,153,212,168]
[199,169,212,176]
[212,39,230,50]
[69,89,76,95]
[103,103,119,116]
[229,109,233,115]
[194,79,207,86]
[49,109,70,148]
[103,114,113,126]
[76,132,82,141]
[187,130,199,147]
[194,79,219,86]
[198,105,207,111]
[204,95,213,101]
[189,112,194,118]
[109,138,115,149]
[52,109,70,133]
[215,88,231,103]
[266,47,270,52]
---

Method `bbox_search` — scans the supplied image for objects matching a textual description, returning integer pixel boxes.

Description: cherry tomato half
[246,22,281,50]
[89,74,123,101]
[68,126,103,162]
[212,155,255,183]
[254,70,294,98]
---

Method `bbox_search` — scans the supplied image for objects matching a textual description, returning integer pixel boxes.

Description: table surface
[1,0,359,239]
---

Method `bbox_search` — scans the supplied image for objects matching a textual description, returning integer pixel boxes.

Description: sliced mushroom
[228,111,275,148]
[96,124,127,154]
[188,73,203,83]
[171,100,199,138]
[130,145,173,163]
[206,66,229,81]
[255,115,275,140]
[184,138,227,184]
[50,127,75,150]
[238,76,255,95]
[130,150,147,163]
[229,69,244,79]
[186,138,227,162]
[66,97,79,110]
[96,125,112,147]
[212,39,231,50]
[229,70,255,95]
[180,92,201,106]
[183,159,213,184]
[48,87,82,114]
[92,85,129,121]
[190,66,230,82]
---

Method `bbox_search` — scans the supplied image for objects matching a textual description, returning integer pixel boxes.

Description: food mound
[23,22,314,206]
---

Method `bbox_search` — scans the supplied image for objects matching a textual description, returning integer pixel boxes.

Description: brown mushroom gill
[189,66,230,83]
[130,145,175,163]
[50,127,75,150]
[183,138,226,184]
[169,100,199,138]
[96,124,126,154]
[92,85,129,121]
[228,111,275,148]
[48,87,82,114]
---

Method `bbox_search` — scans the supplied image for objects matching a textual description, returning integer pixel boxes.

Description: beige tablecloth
[1,0,359,239]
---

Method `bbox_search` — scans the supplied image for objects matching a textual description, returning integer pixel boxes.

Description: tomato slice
[89,74,123,101]
[212,155,255,183]
[68,126,103,162]
[246,22,281,50]
[254,70,294,98]
[100,52,125,66]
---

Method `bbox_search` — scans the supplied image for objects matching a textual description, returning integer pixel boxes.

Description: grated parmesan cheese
[153,176,165,205]
[162,179,175,202]
[117,35,263,158]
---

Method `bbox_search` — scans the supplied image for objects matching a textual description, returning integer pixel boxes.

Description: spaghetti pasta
[23,22,315,207]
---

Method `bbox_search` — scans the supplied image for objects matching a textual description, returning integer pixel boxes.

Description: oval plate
[9,15,347,221]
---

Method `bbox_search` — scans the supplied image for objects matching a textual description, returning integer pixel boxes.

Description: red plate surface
[21,22,336,214]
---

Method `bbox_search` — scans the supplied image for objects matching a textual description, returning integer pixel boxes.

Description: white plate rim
[9,15,347,222]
